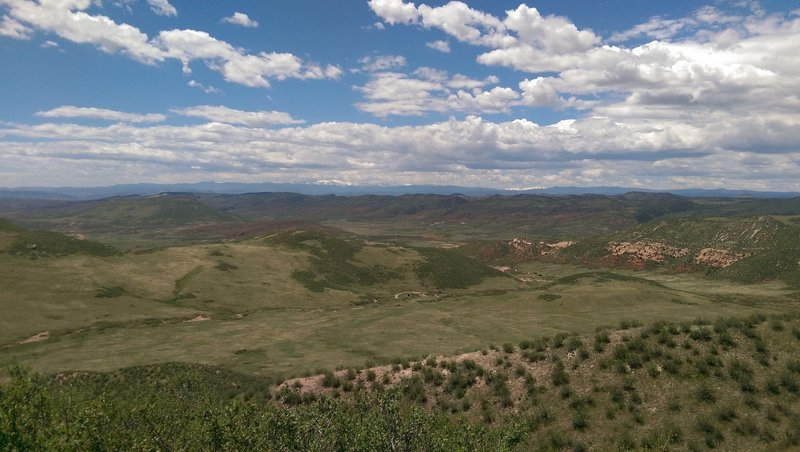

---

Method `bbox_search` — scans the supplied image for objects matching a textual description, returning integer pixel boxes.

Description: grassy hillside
[69,194,240,226]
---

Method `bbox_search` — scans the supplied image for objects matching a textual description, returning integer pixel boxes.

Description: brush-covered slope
[494,216,800,287]
[5,314,799,451]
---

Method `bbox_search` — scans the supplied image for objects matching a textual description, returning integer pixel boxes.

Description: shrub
[733,416,759,436]
[780,371,799,394]
[321,371,340,388]
[715,404,737,422]
[566,336,582,352]
[551,361,569,386]
[559,386,572,400]
[718,331,735,348]
[695,384,717,403]
[728,359,753,384]
[552,333,569,348]
[571,412,589,430]
[689,327,712,342]
[696,417,724,448]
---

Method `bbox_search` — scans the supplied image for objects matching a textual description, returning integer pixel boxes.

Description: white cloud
[0,14,31,39]
[359,54,406,72]
[172,105,304,127]
[40,39,58,47]
[221,12,258,28]
[0,0,336,88]
[608,16,693,43]
[356,69,516,117]
[367,0,419,25]
[369,2,800,126]
[188,80,222,94]
[426,40,450,53]
[146,0,177,17]
[35,106,166,123]
[369,1,597,72]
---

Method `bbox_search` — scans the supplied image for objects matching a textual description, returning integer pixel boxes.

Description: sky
[0,0,799,190]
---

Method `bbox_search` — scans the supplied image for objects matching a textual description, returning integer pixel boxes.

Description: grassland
[1,224,797,382]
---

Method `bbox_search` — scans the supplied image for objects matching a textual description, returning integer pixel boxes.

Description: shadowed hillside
[0,218,118,258]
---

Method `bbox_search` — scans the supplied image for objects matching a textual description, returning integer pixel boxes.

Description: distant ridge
[0,182,797,200]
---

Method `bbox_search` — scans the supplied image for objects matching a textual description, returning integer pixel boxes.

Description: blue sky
[0,0,799,189]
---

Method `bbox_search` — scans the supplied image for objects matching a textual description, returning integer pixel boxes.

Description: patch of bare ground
[275,326,640,415]
[509,238,577,259]
[20,330,50,344]
[184,315,210,323]
[393,291,427,300]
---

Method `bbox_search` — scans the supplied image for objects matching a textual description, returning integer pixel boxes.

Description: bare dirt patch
[21,331,50,344]
[394,291,427,300]
[607,241,689,263]
[695,248,746,268]
[184,315,210,323]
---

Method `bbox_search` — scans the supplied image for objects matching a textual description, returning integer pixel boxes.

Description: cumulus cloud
[359,54,406,72]
[146,0,177,17]
[0,14,31,39]
[35,106,166,123]
[355,69,510,117]
[0,0,336,88]
[369,1,597,72]
[172,105,304,127]
[426,40,450,53]
[221,12,258,28]
[368,0,419,25]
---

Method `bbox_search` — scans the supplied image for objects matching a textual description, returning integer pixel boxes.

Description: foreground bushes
[0,365,517,451]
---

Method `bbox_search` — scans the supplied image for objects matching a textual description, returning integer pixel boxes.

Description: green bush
[551,361,569,387]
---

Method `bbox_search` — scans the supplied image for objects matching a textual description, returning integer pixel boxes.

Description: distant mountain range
[0,182,797,200]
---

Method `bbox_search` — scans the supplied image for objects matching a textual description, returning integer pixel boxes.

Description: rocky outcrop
[695,248,746,268]
[607,241,689,263]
